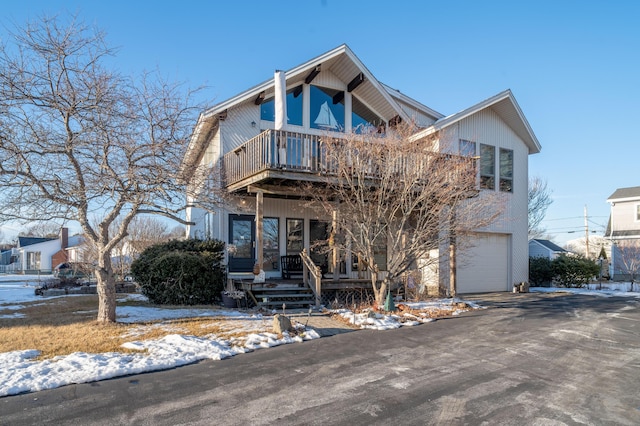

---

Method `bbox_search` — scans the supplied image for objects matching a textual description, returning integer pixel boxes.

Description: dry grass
[0,295,260,360]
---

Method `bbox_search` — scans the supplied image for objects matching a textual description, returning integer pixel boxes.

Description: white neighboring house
[6,228,84,274]
[529,239,568,260]
[181,44,541,295]
[605,186,640,280]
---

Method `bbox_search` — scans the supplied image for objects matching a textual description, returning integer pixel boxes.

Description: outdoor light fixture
[251,121,256,128]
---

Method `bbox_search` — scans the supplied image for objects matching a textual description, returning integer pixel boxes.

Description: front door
[228,214,255,272]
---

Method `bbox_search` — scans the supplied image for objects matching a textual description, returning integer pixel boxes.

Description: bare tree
[308,127,503,305]
[0,16,199,322]
[614,240,640,291]
[528,176,553,238]
[20,222,62,238]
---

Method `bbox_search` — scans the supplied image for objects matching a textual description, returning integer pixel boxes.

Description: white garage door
[457,233,510,294]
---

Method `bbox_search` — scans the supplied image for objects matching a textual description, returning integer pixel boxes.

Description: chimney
[60,227,69,250]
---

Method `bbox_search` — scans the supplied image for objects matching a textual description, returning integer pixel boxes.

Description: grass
[0,295,261,360]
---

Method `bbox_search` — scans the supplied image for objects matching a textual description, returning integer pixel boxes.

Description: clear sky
[1,0,639,245]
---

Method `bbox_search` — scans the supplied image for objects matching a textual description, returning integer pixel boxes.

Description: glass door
[228,214,255,272]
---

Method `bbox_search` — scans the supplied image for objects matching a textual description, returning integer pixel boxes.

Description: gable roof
[529,239,567,253]
[607,186,640,203]
[181,44,426,178]
[17,236,57,248]
[410,90,541,154]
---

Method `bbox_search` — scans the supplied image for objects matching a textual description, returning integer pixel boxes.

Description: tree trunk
[96,250,117,323]
[373,271,387,307]
[449,238,457,298]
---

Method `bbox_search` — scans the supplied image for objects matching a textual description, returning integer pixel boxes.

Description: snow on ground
[0,277,321,397]
[3,274,639,398]
[531,284,640,298]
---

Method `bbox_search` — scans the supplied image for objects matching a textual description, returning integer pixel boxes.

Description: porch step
[247,283,315,309]
[254,293,313,298]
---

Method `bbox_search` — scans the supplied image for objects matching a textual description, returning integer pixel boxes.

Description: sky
[1,0,639,246]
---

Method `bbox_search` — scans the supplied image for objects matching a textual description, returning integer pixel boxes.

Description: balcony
[221,129,334,192]
[221,129,477,194]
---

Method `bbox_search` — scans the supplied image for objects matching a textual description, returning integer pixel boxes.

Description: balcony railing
[221,129,477,190]
[222,129,329,188]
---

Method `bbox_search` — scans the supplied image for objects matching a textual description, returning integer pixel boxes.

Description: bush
[551,254,600,288]
[529,257,553,287]
[131,239,225,305]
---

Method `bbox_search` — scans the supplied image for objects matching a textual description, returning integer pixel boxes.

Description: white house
[181,44,541,296]
[7,228,84,274]
[529,239,568,260]
[605,186,640,280]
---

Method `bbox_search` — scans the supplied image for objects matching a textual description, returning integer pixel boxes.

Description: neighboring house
[5,228,85,274]
[13,236,59,273]
[181,44,541,295]
[529,239,568,260]
[605,186,640,280]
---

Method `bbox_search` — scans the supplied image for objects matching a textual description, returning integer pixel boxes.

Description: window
[480,144,495,190]
[459,139,476,157]
[204,212,213,239]
[499,148,513,192]
[263,218,280,271]
[310,86,345,131]
[286,218,304,255]
[26,252,41,270]
[352,97,383,133]
[635,205,640,222]
[260,86,303,126]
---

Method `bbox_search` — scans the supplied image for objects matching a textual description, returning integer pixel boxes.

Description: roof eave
[409,90,541,154]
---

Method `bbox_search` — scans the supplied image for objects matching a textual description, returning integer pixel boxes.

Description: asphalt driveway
[3,292,640,425]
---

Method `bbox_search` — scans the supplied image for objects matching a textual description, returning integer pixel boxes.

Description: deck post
[256,190,264,271]
[332,209,339,282]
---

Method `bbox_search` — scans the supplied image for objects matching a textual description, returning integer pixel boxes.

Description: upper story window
[480,144,495,190]
[499,148,513,193]
[635,204,640,221]
[352,97,383,133]
[310,85,345,131]
[260,85,303,126]
[459,139,476,157]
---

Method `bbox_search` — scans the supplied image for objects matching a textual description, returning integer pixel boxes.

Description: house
[529,239,568,260]
[605,186,640,280]
[5,228,84,274]
[181,44,541,299]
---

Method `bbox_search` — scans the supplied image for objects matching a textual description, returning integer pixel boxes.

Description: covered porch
[221,129,389,306]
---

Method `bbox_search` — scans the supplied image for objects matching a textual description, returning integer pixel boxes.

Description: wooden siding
[440,108,530,289]
[610,200,640,234]
[395,99,437,128]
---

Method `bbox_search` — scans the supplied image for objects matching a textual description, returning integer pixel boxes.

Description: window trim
[499,148,514,193]
[480,143,495,190]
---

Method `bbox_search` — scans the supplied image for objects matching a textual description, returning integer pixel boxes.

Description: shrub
[529,257,553,287]
[131,239,225,305]
[551,254,600,288]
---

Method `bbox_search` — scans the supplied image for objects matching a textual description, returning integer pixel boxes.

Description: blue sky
[1,0,639,245]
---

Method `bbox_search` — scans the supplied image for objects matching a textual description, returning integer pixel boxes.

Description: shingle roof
[607,186,640,202]
[17,236,56,248]
[531,239,567,252]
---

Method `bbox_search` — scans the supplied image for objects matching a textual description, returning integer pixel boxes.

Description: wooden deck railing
[299,248,323,307]
[221,129,477,189]
[222,130,329,187]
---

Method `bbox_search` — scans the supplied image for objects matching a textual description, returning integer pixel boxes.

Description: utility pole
[584,205,590,258]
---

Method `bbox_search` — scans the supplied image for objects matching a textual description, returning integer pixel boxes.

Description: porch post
[256,190,264,271]
[332,209,339,282]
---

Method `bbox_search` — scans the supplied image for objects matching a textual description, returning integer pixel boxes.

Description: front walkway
[288,311,358,337]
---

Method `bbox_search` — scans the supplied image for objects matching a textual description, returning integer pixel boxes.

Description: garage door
[457,233,510,293]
